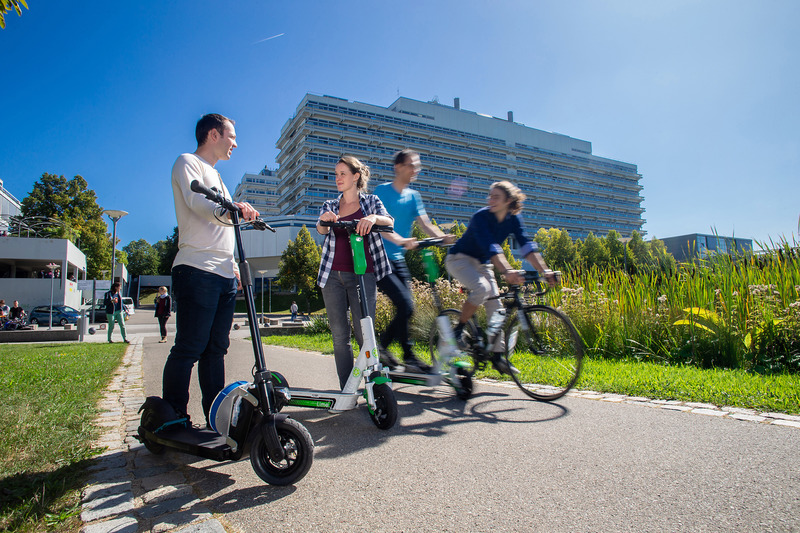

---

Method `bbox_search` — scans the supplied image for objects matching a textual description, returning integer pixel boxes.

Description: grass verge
[0,343,126,532]
[262,334,799,415]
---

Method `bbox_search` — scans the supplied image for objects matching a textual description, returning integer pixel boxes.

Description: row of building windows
[306,100,508,147]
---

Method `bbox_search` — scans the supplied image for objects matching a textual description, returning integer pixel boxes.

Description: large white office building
[247,94,645,240]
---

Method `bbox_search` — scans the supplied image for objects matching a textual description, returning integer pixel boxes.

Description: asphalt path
[133,312,800,533]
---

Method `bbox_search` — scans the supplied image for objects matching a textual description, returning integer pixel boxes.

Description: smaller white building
[0,237,88,312]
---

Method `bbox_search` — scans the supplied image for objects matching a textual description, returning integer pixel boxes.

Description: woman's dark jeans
[157,315,169,337]
[162,265,237,422]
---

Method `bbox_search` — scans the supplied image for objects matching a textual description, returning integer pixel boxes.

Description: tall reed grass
[373,240,799,374]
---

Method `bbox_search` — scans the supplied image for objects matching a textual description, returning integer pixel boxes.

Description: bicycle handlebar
[190,180,275,232]
[319,220,393,233]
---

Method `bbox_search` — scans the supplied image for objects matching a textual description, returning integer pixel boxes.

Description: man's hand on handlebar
[234,201,259,222]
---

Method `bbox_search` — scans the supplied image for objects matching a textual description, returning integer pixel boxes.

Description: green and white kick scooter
[385,238,474,399]
[271,219,398,430]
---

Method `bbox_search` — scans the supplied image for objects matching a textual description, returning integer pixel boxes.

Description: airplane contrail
[252,33,285,45]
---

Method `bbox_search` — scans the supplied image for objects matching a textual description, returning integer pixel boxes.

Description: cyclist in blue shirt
[446,181,556,374]
[375,150,455,372]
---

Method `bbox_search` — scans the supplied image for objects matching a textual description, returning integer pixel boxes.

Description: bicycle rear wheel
[504,305,583,401]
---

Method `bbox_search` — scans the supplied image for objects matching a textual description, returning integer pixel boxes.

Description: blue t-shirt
[449,207,537,263]
[374,182,427,261]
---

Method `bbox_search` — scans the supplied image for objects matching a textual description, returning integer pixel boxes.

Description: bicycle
[428,270,584,402]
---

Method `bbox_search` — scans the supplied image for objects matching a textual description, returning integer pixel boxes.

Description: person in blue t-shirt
[446,180,556,375]
[375,149,456,373]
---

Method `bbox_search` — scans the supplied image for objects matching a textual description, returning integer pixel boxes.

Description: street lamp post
[103,209,128,289]
[47,262,59,330]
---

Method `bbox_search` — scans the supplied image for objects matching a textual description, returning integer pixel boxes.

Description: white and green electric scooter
[271,219,398,430]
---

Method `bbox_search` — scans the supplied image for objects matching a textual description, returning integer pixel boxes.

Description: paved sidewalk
[80,322,800,532]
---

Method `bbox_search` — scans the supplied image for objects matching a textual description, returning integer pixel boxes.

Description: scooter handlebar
[190,180,275,232]
[319,219,393,233]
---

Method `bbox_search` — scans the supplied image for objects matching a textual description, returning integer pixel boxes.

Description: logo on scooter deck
[289,398,335,409]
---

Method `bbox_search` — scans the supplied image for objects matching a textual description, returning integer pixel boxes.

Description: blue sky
[2,1,798,249]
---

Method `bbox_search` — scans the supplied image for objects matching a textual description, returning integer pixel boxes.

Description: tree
[21,173,111,279]
[604,230,625,269]
[154,227,179,275]
[580,232,610,270]
[536,228,577,270]
[0,0,27,29]
[277,226,322,310]
[627,230,653,273]
[649,238,677,274]
[123,239,160,276]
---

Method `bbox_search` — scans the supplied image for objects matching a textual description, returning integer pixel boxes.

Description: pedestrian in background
[154,286,172,343]
[290,300,298,322]
[104,282,130,343]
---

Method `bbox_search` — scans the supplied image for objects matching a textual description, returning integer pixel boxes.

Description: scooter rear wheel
[250,418,314,485]
[369,383,398,430]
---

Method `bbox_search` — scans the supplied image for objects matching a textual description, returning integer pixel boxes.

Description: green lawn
[262,333,800,415]
[0,343,126,532]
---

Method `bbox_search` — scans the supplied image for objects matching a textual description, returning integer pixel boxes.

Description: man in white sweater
[162,113,259,425]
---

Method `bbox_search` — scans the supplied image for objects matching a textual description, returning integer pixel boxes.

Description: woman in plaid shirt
[316,156,394,389]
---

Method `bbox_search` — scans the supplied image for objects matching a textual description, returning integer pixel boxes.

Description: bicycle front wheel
[504,305,583,401]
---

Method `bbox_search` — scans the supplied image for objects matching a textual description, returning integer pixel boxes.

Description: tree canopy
[123,239,160,277]
[0,0,27,29]
[20,173,112,278]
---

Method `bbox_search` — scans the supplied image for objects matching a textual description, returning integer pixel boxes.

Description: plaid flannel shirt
[316,193,394,288]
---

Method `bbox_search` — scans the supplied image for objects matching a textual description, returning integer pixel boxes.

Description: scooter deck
[140,425,232,461]
[286,387,358,411]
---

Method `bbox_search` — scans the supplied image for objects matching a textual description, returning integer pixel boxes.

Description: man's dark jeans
[162,264,237,422]
[376,258,415,359]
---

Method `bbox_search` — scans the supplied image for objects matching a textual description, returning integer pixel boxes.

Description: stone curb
[80,338,229,533]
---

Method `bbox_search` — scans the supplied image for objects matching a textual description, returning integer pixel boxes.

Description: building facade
[267,94,645,240]
[0,178,22,235]
[232,167,281,217]
[660,233,753,263]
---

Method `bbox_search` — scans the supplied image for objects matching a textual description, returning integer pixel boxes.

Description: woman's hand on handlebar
[355,214,377,236]
[317,211,338,234]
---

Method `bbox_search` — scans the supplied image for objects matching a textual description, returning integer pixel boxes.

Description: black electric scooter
[136,180,314,486]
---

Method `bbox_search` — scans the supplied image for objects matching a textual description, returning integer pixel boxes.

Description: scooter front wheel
[369,383,398,430]
[250,418,314,486]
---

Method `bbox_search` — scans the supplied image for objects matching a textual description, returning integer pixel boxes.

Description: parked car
[28,305,82,326]
[88,301,108,323]
[121,297,135,315]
